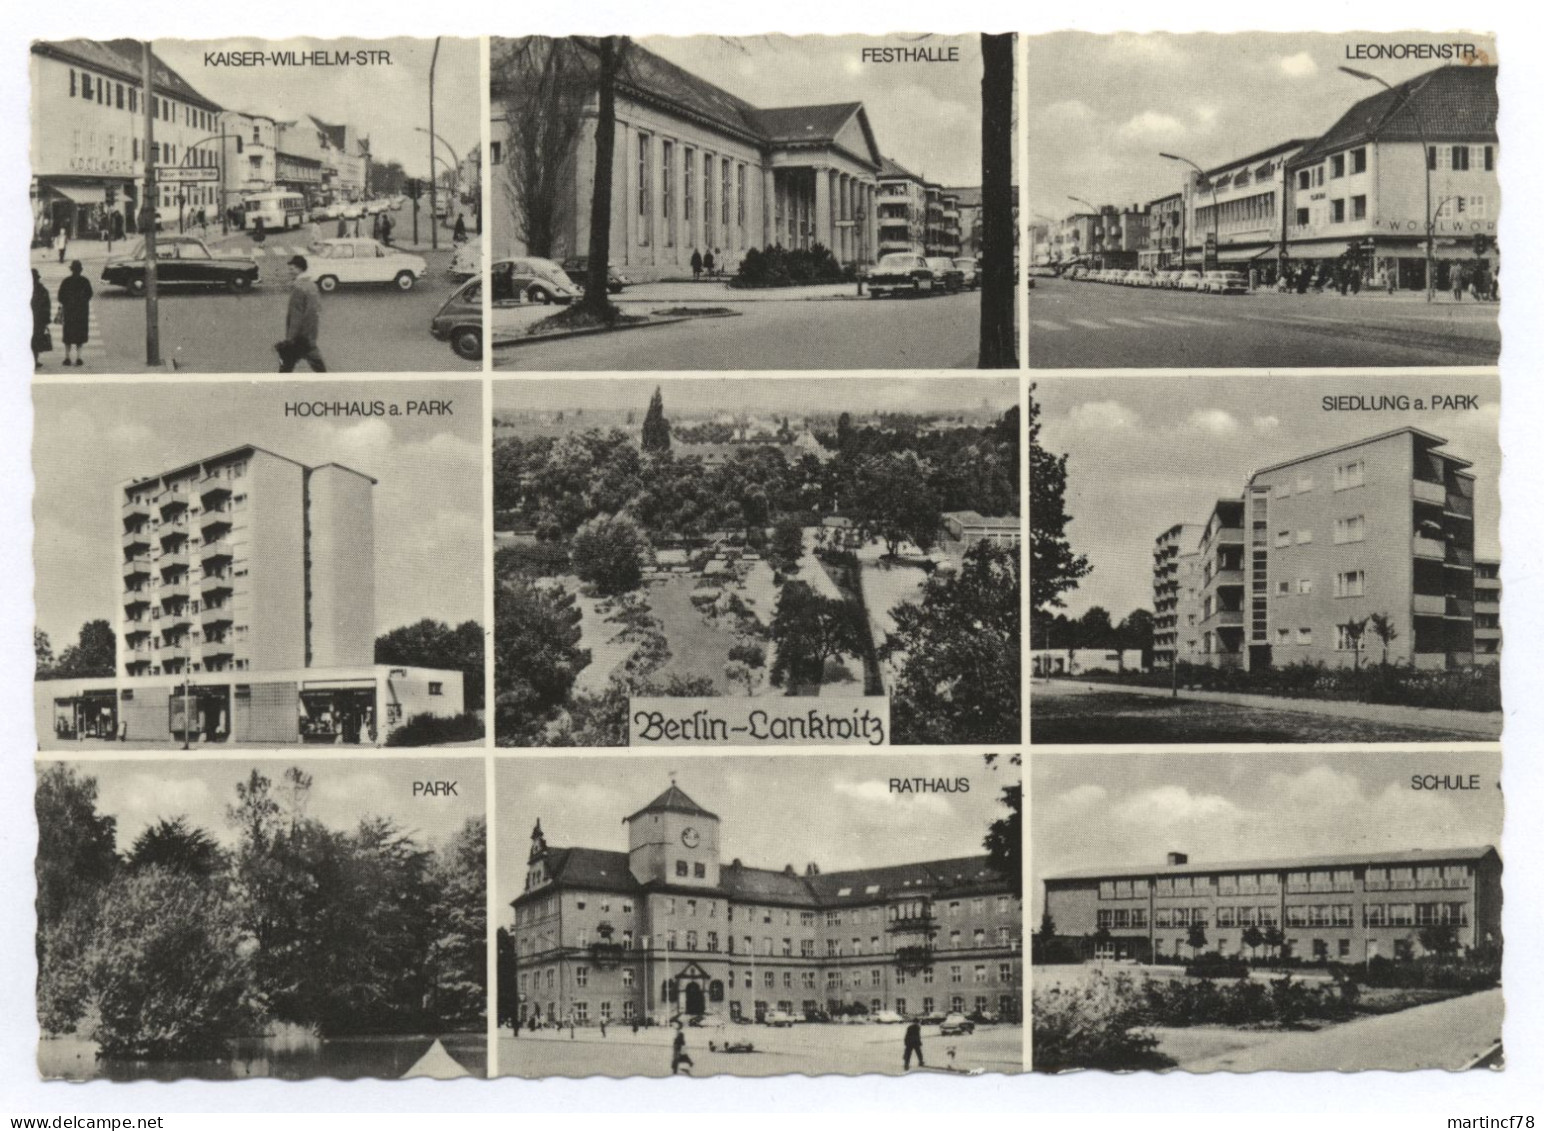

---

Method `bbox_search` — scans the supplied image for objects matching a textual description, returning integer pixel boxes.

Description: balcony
[1444,494,1474,518]
[894,944,936,973]
[1413,593,1446,616]
[1206,568,1245,589]
[122,527,151,553]
[1446,546,1475,568]
[201,605,233,629]
[122,621,151,641]
[1413,536,1446,559]
[158,577,190,601]
[122,588,151,612]
[201,517,234,543]
[1474,598,1500,615]
[1412,478,1447,505]
[887,913,938,934]
[1203,608,1245,627]
[161,608,192,631]
[201,571,235,597]
[1446,597,1474,619]
[158,493,189,517]
[122,556,152,580]
[1208,528,1245,547]
[199,475,233,505]
[1474,626,1501,641]
[199,540,234,565]
[1473,575,1501,592]
[158,542,189,568]
[122,498,152,522]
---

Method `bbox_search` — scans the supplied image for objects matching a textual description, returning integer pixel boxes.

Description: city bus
[243,191,308,232]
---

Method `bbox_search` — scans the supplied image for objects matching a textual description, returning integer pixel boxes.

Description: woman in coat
[31,269,52,369]
[56,260,93,367]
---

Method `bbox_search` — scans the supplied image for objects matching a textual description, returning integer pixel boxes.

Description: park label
[630,697,889,746]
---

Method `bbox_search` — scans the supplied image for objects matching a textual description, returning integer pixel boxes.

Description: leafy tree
[497,926,519,1029]
[546,672,716,747]
[768,582,868,690]
[1419,923,1461,957]
[126,817,223,878]
[34,629,54,676]
[769,515,805,574]
[977,33,1017,368]
[576,36,629,317]
[1369,612,1399,666]
[1117,608,1155,661]
[1034,907,1057,944]
[852,453,943,556]
[1242,924,1265,960]
[983,753,1022,898]
[48,619,116,679]
[495,577,589,745]
[1186,921,1209,959]
[426,817,487,1024]
[570,512,649,595]
[1078,607,1117,649]
[885,542,1020,744]
[1263,925,1286,962]
[725,641,767,696]
[35,764,117,933]
[85,869,257,1059]
[1029,386,1091,613]
[641,385,671,453]
[376,618,487,711]
[1341,615,1369,672]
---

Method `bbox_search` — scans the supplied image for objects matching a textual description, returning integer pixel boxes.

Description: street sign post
[157,166,219,183]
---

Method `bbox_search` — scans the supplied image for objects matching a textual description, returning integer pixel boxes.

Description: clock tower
[625,779,721,887]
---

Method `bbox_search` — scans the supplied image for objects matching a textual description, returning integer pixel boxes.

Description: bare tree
[493,37,593,258]
[575,36,629,317]
[978,33,1017,368]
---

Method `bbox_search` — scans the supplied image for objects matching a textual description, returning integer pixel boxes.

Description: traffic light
[104,185,117,210]
[405,178,423,201]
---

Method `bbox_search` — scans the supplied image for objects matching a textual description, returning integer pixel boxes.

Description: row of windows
[635,132,746,248]
[518,893,1012,926]
[1270,570,1367,598]
[520,996,1010,1025]
[520,961,1018,998]
[519,926,1017,957]
[67,67,217,133]
[1099,865,1471,899]
[1193,190,1277,232]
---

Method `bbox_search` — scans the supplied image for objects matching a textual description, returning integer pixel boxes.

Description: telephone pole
[428,37,440,251]
[141,41,161,366]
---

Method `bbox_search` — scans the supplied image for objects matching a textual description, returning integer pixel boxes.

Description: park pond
[39,1030,486,1082]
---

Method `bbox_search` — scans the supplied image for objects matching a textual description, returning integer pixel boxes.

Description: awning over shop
[49,183,109,204]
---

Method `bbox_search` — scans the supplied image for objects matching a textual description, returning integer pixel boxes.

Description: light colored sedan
[1175,269,1204,291]
[308,238,428,291]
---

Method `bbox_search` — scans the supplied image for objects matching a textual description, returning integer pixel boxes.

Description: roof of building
[748,102,861,144]
[625,783,719,823]
[944,509,1020,529]
[1247,426,1465,481]
[879,155,923,181]
[34,39,221,112]
[1045,845,1499,884]
[308,115,350,152]
[537,847,642,896]
[125,444,377,491]
[944,186,982,207]
[1290,65,1498,168]
[1201,138,1311,178]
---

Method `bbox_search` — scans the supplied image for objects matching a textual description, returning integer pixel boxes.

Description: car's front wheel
[450,327,482,361]
[128,276,146,296]
[227,276,253,293]
[316,275,339,293]
[394,271,416,291]
[527,285,553,304]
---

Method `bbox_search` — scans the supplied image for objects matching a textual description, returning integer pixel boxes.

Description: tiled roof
[35,39,221,111]
[879,155,922,181]
[810,855,1011,901]
[1200,138,1311,178]
[626,784,719,823]
[721,863,820,906]
[747,102,862,146]
[1045,845,1498,884]
[617,42,765,143]
[1291,65,1497,167]
[544,847,641,895]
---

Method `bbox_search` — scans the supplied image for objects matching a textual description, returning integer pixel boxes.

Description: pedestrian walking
[276,255,327,372]
[31,269,52,369]
[337,215,348,239]
[56,260,93,367]
[1453,267,1465,302]
[53,226,68,264]
[1386,269,1397,296]
[903,1019,925,1070]
[453,213,468,244]
[704,249,716,278]
[380,212,393,247]
[670,1026,693,1075]
[308,218,322,249]
[600,1019,607,1039]
[690,249,703,280]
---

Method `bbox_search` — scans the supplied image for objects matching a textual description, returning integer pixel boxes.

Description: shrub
[1032,971,1169,1072]
[496,540,570,578]
[385,712,485,746]
[1184,955,1250,980]
[572,513,650,596]
[729,243,854,289]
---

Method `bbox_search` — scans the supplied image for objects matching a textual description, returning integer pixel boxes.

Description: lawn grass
[645,575,743,693]
[1031,690,1482,743]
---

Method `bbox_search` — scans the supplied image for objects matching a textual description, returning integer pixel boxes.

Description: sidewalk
[616,280,863,304]
[1038,677,1503,738]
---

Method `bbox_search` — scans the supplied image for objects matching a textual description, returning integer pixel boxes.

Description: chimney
[805,862,820,876]
[784,864,796,876]
[1167,851,1188,866]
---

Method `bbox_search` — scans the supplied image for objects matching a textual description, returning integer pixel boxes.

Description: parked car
[953,256,981,288]
[308,238,427,291]
[492,257,579,305]
[938,1012,976,1036]
[1175,269,1204,291]
[763,1010,798,1028]
[448,242,482,281]
[925,257,966,293]
[866,252,936,298]
[429,275,483,361]
[562,256,631,294]
[1202,270,1249,295]
[1130,269,1158,287]
[101,236,260,295]
[871,1010,905,1024]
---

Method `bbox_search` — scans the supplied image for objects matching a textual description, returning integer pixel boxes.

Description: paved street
[1028,277,1500,368]
[498,1022,1023,1078]
[39,228,475,373]
[495,287,997,370]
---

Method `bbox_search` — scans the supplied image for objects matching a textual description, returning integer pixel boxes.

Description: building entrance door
[684,981,705,1016]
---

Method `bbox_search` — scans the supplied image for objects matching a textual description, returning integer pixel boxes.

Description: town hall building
[510,782,1022,1027]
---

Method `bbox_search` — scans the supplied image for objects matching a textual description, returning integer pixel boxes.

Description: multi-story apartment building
[511,783,1022,1027]
[37,444,463,746]
[1043,845,1502,964]
[219,111,280,216]
[1139,192,1185,270]
[1152,522,1203,667]
[493,41,884,280]
[1178,139,1307,272]
[1155,427,1496,671]
[876,157,927,255]
[1285,65,1498,292]
[1474,557,1501,660]
[30,39,224,244]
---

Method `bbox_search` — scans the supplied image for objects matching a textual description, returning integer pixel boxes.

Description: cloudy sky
[44,756,485,855]
[643,34,991,187]
[155,37,481,179]
[494,753,1017,916]
[494,376,1018,417]
[1031,750,1503,916]
[1026,32,1499,220]
[34,380,483,649]
[1032,374,1501,620]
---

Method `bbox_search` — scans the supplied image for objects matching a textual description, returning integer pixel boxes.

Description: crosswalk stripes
[1030,319,1070,331]
[1069,318,1106,330]
[1028,312,1232,333]
[1104,317,1151,329]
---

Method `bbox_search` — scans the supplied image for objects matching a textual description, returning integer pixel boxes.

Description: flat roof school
[37,443,462,748]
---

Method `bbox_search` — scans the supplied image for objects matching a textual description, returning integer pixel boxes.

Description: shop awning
[50,183,108,204]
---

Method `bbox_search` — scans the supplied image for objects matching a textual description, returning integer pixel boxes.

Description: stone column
[762,166,776,248]
[813,166,831,253]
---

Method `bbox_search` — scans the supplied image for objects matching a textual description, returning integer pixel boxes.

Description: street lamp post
[428,37,440,251]
[1160,152,1217,273]
[1067,195,1097,268]
[1339,67,1435,303]
[416,127,464,231]
[181,133,234,235]
[140,42,161,368]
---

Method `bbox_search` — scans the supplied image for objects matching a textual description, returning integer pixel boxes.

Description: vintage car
[1201,269,1250,295]
[101,236,261,295]
[429,275,484,361]
[953,256,981,288]
[308,239,428,291]
[762,1010,799,1028]
[938,1012,976,1036]
[562,256,631,294]
[866,252,937,298]
[925,256,966,293]
[448,242,482,281]
[492,257,579,305]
